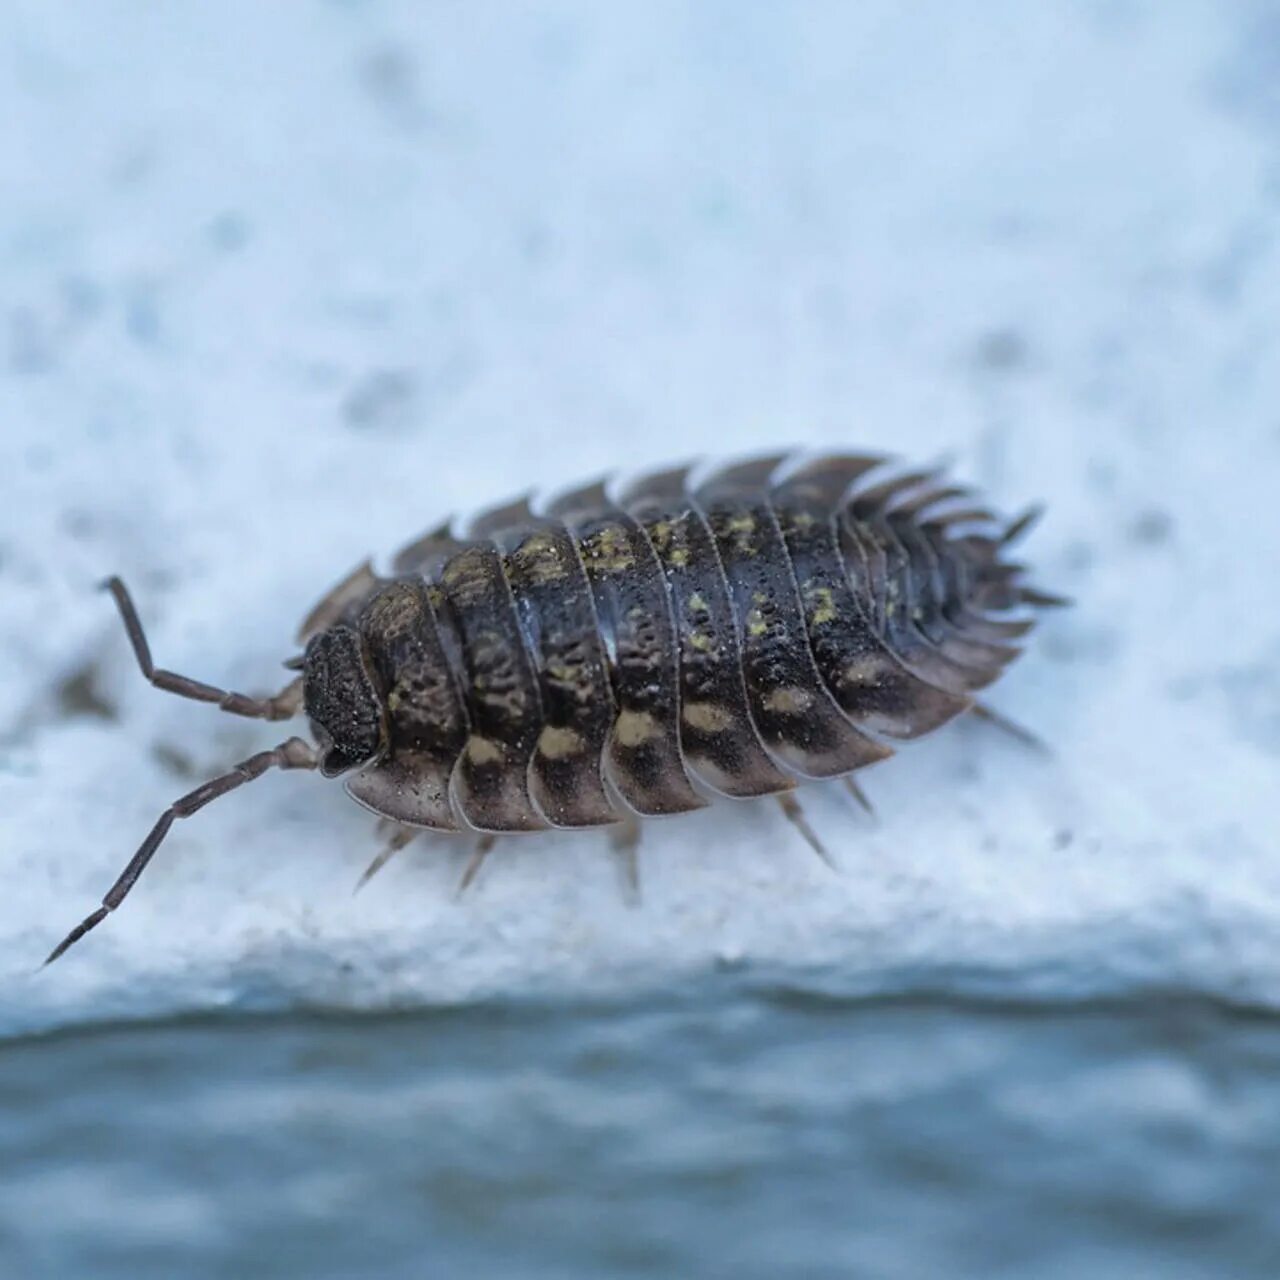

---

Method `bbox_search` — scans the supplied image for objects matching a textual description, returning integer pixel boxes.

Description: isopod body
[47,452,1059,962]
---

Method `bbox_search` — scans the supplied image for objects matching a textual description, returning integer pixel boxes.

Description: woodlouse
[46,452,1063,963]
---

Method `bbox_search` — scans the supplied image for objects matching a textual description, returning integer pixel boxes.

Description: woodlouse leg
[1001,504,1045,546]
[455,834,497,897]
[776,793,837,872]
[353,824,421,895]
[842,776,876,817]
[104,577,303,720]
[609,812,643,905]
[44,736,317,966]
[1019,586,1073,609]
[970,702,1050,756]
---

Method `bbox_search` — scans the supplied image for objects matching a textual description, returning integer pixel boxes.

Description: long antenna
[44,737,317,966]
[103,577,303,720]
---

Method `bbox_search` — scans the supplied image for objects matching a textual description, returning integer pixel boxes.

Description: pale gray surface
[1,3,1279,1276]
[3,0,1278,1033]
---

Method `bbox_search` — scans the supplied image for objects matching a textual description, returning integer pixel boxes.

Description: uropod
[45,452,1063,963]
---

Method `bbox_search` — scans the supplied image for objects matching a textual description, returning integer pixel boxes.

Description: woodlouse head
[302,625,389,777]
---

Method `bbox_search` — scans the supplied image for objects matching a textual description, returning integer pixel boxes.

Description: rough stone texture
[3,1,1279,1034]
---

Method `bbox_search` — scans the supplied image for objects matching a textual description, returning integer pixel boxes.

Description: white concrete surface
[2,1,1279,1034]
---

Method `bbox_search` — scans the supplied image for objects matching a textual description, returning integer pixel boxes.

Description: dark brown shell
[302,453,1052,833]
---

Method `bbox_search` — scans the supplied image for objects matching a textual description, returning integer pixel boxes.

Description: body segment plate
[345,579,468,829]
[629,492,795,797]
[770,477,970,739]
[692,481,891,778]
[566,508,706,816]
[498,521,620,827]
[435,542,549,831]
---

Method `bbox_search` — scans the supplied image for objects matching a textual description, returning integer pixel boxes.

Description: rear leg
[609,812,643,905]
[352,821,422,895]
[777,793,837,872]
[969,702,1050,756]
[842,775,876,817]
[105,577,302,720]
[455,834,498,897]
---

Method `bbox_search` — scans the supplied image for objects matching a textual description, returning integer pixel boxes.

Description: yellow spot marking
[689,630,713,653]
[669,547,689,566]
[747,609,768,637]
[518,531,555,556]
[585,525,634,573]
[537,725,584,759]
[682,701,732,732]
[514,533,567,586]
[841,658,886,691]
[613,709,658,747]
[544,656,586,690]
[441,550,489,605]
[762,687,813,715]
[806,585,837,626]
[442,548,479,585]
[647,520,673,551]
[724,511,759,554]
[687,592,708,613]
[466,736,504,766]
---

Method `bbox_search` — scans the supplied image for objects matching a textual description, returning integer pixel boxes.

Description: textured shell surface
[309,452,1052,836]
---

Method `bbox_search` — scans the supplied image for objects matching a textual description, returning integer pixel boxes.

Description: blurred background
[3,2,1280,1276]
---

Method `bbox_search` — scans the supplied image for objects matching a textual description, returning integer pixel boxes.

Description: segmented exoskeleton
[46,453,1062,963]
